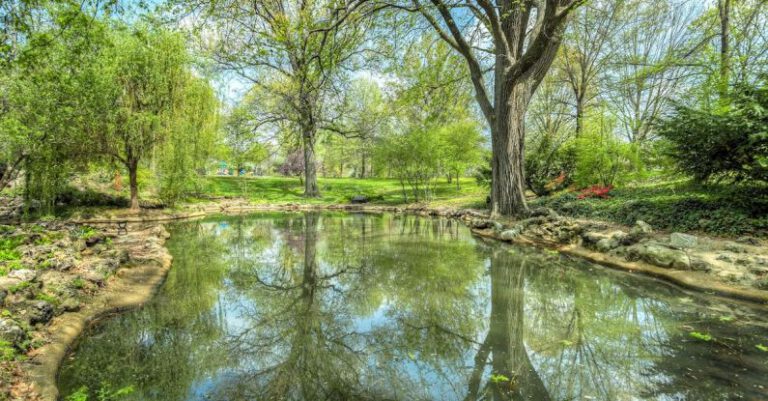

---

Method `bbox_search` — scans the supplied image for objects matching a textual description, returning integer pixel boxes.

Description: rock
[736,236,760,246]
[350,195,369,204]
[0,277,20,292]
[690,258,712,272]
[469,219,495,230]
[596,238,619,252]
[628,242,690,269]
[716,254,733,262]
[610,230,631,245]
[52,255,76,271]
[0,318,26,347]
[754,278,768,290]
[500,229,521,241]
[7,269,35,282]
[528,207,559,218]
[724,243,747,254]
[670,233,698,249]
[59,297,80,312]
[0,289,6,306]
[631,220,654,236]
[85,233,104,247]
[581,231,605,245]
[24,300,53,325]
[73,240,86,252]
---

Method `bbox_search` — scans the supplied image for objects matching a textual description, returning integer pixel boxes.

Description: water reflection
[58,213,768,401]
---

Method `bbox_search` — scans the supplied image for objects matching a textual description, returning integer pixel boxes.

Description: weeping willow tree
[1,3,220,212]
[157,75,220,205]
[94,25,192,210]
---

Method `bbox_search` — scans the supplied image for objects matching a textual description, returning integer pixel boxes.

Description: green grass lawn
[531,179,768,237]
[199,176,488,209]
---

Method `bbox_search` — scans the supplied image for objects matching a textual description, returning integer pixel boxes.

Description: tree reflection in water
[58,213,768,401]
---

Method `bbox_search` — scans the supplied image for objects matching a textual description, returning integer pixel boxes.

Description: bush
[657,79,768,183]
[571,123,644,188]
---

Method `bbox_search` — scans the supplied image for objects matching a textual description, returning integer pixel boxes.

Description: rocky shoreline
[0,222,171,401]
[0,199,766,400]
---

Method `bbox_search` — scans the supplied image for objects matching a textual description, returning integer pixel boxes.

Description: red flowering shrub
[577,185,613,200]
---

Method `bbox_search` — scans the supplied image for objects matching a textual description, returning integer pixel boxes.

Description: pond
[58,212,768,401]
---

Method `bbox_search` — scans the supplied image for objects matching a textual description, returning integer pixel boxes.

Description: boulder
[500,229,521,241]
[0,277,20,292]
[596,238,619,252]
[24,300,54,325]
[51,255,76,271]
[628,242,690,269]
[581,231,605,245]
[670,233,698,249]
[59,297,81,313]
[7,269,35,282]
[0,318,26,347]
[631,220,654,236]
[528,207,559,219]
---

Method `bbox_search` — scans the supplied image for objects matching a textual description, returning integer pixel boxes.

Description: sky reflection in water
[59,212,768,401]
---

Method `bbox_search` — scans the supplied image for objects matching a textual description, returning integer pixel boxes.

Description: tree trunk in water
[491,83,529,217]
[128,159,139,210]
[489,250,551,401]
[302,129,320,197]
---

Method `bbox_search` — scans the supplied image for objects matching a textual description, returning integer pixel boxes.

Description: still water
[58,212,768,401]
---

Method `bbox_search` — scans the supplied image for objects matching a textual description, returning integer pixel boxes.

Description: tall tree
[559,0,625,136]
[406,0,585,216]
[181,0,373,197]
[97,26,191,210]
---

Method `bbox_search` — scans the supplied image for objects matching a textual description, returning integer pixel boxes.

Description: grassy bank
[6,176,766,238]
[199,176,487,209]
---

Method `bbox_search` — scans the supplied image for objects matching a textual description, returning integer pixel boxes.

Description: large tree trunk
[128,159,140,210]
[490,82,530,217]
[302,129,320,197]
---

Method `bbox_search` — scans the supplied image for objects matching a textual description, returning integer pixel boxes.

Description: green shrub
[571,116,644,188]
[657,79,768,183]
[0,341,17,361]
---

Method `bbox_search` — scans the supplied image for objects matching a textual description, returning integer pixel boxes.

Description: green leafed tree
[180,0,374,197]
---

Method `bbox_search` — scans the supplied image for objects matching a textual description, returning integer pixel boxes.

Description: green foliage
[0,236,23,262]
[35,292,59,306]
[658,80,768,183]
[0,340,17,361]
[8,281,31,294]
[532,180,768,237]
[756,344,768,352]
[70,277,86,290]
[75,226,98,240]
[571,111,644,188]
[689,331,713,342]
[66,384,135,401]
[490,373,510,383]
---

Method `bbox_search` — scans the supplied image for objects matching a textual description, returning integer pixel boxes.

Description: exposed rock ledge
[0,223,171,401]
